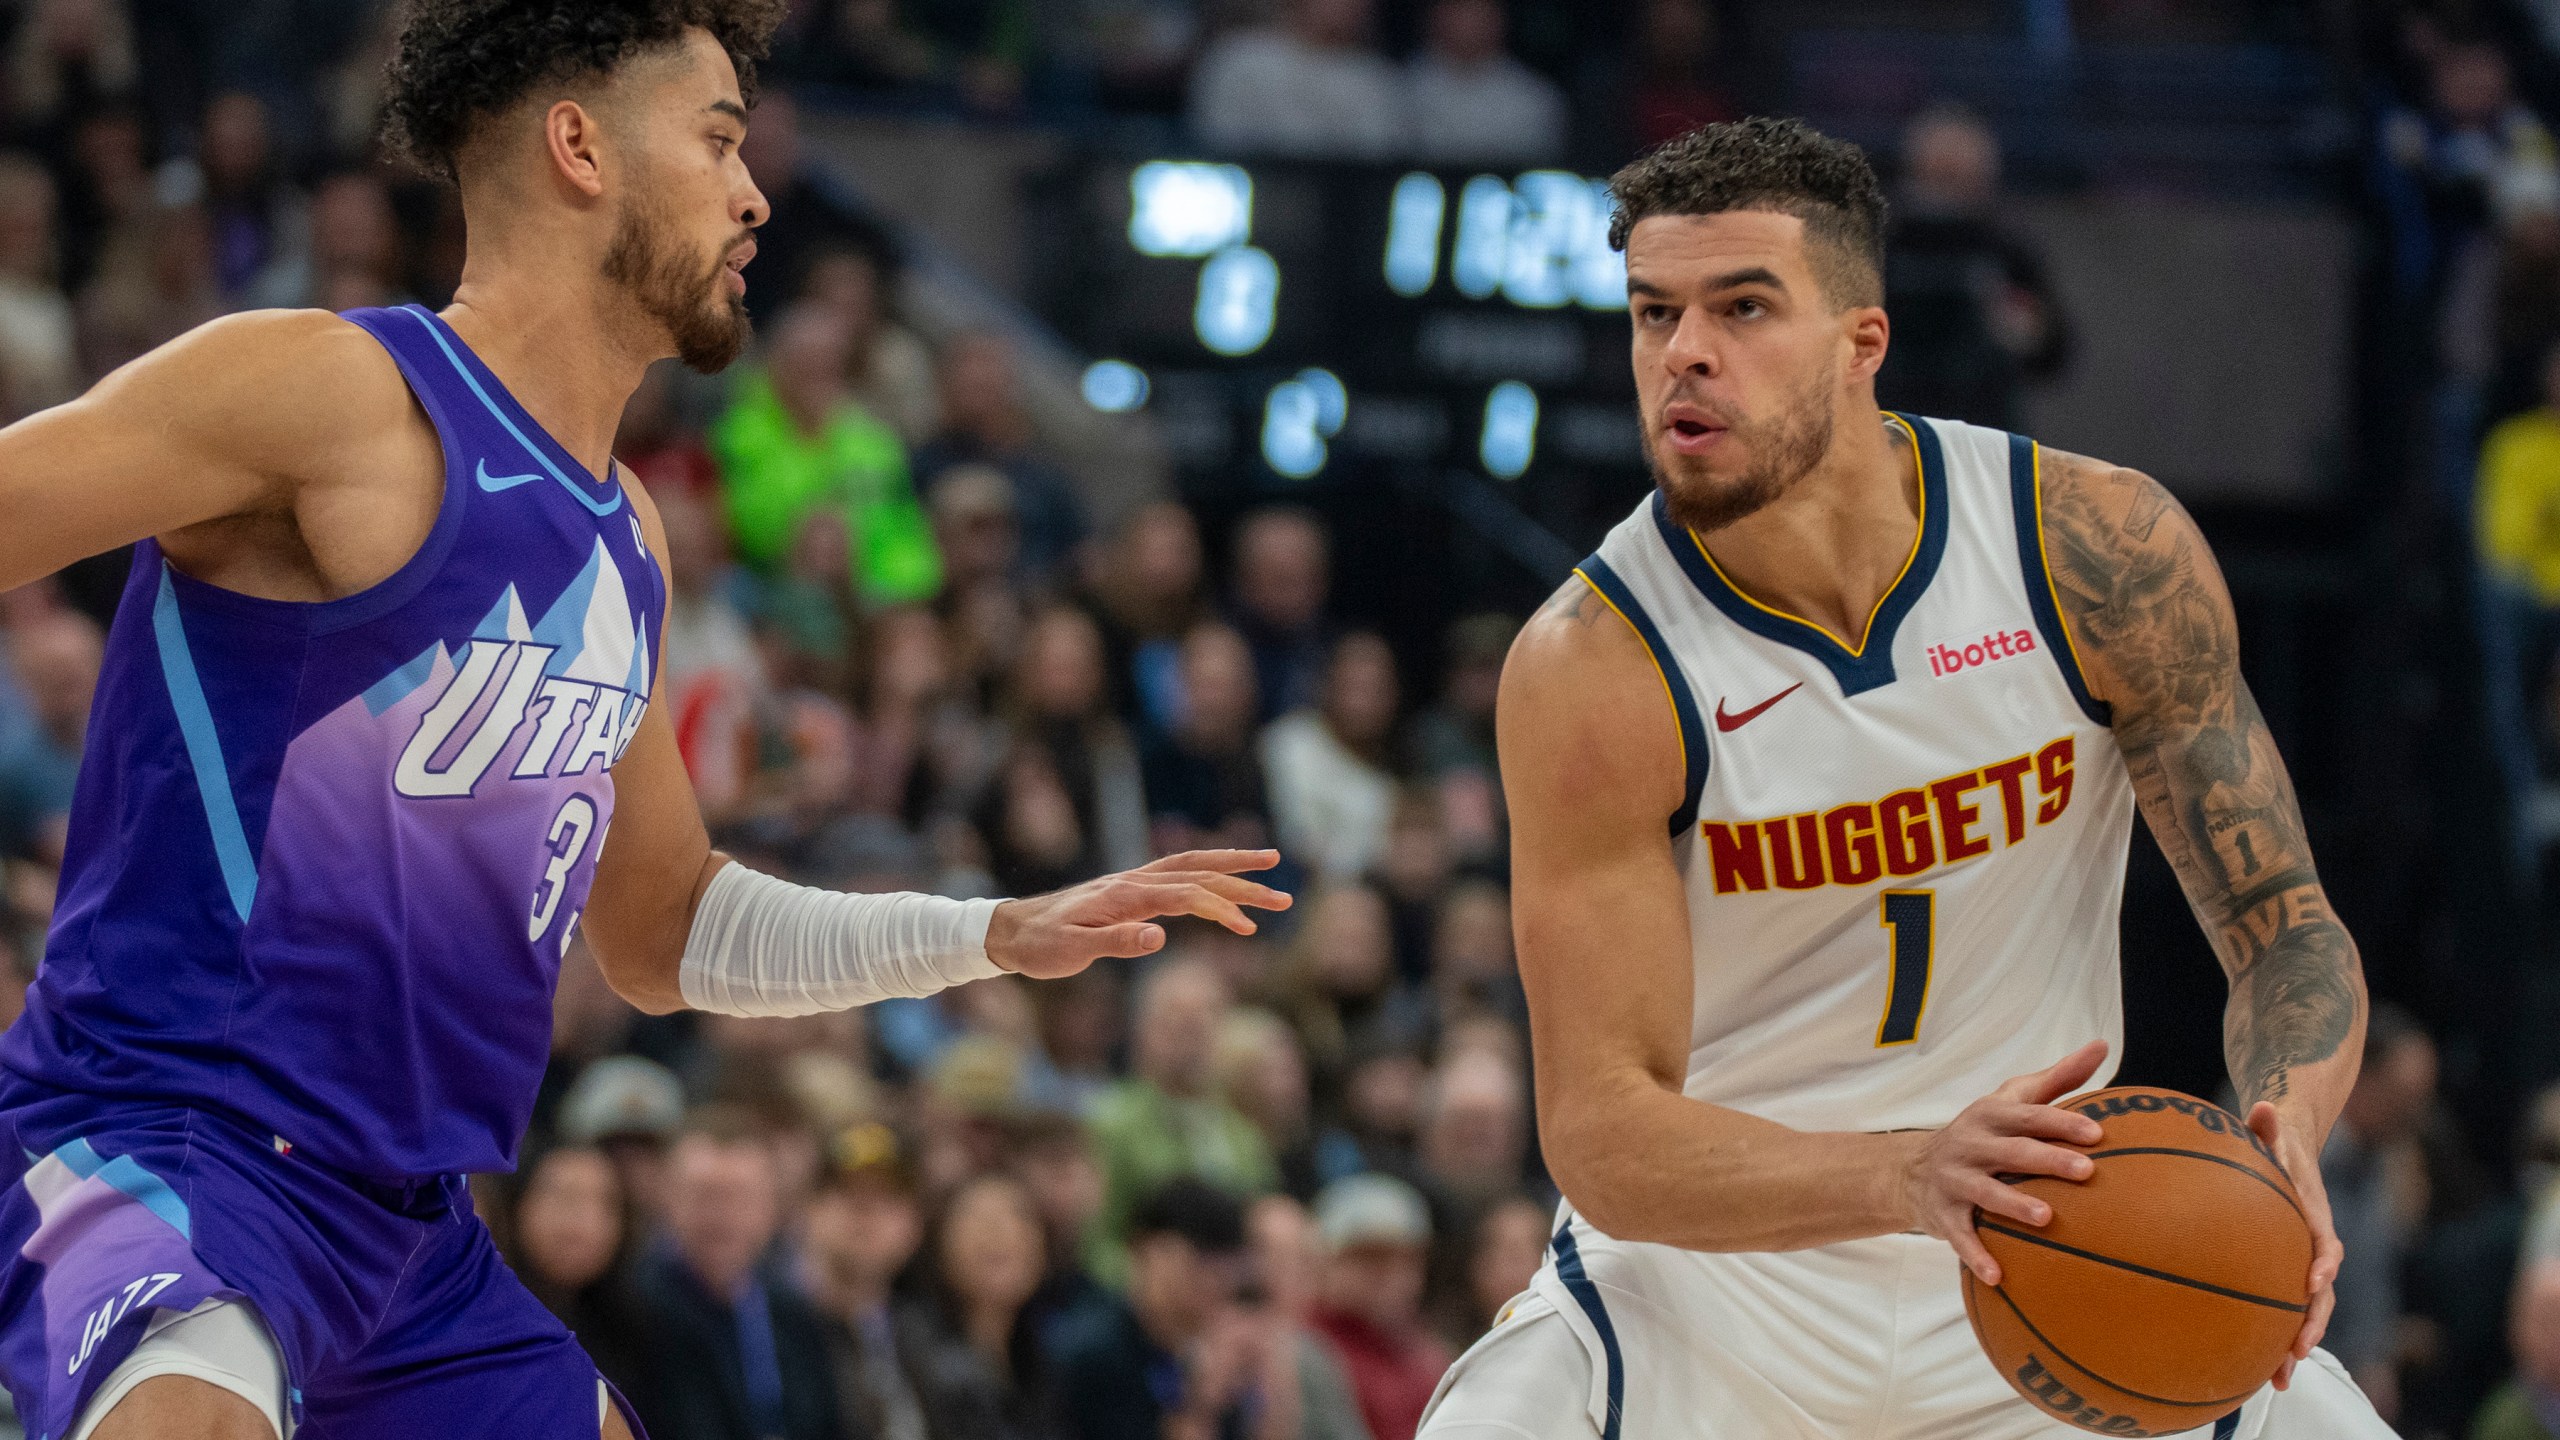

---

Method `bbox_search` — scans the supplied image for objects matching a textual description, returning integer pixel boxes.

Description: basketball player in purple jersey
[0,4,1288,1438]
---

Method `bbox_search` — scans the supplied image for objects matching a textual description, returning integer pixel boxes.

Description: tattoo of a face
[2039,452,2363,1112]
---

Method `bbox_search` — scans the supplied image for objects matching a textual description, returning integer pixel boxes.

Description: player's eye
[1638,304,1675,325]
[1732,297,1769,320]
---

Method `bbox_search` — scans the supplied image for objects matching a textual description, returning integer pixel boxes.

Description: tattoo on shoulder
[2038,450,2362,1109]
[1537,576,1612,630]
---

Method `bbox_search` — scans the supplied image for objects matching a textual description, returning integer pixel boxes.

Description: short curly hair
[1608,118,1889,309]
[380,0,787,184]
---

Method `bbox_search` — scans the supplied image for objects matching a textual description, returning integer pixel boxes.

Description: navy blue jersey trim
[2006,432,2113,726]
[1549,1223,1624,1440]
[2214,1412,2241,1439]
[1650,412,1949,697]
[1574,556,1708,838]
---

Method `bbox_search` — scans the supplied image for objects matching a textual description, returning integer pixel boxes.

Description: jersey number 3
[1876,890,1934,1046]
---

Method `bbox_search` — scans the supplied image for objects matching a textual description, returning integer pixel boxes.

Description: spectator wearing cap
[1089,960,1277,1278]
[712,300,943,608]
[1403,0,1565,167]
[631,1108,849,1440]
[556,1054,686,1225]
[507,1145,651,1401]
[805,1124,937,1440]
[1190,0,1403,161]
[2472,1260,2560,1440]
[1309,1175,1452,1440]
[1049,1179,1297,1440]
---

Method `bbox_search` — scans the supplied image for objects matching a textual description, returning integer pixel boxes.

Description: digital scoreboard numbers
[1037,159,1650,492]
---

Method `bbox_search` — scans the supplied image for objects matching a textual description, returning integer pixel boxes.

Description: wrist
[983,900,1021,973]
[1864,1130,1929,1234]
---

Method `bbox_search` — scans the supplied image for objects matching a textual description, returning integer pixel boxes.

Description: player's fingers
[1080,921,1167,958]
[2246,1100,2284,1155]
[1139,848,1281,876]
[1130,881,1261,934]
[1944,1211,2002,1286]
[2295,1283,2334,1360]
[1983,1135,2094,1183]
[1966,1175,2054,1229]
[1134,871,1293,913]
[1999,1100,2104,1148]
[2272,1354,2296,1391]
[2000,1038,2109,1105]
[1084,880,1258,934]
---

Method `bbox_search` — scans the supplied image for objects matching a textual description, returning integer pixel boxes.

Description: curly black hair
[1608,117,1889,309]
[380,0,788,184]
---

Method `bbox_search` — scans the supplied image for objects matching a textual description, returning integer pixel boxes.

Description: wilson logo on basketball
[1928,626,2038,678]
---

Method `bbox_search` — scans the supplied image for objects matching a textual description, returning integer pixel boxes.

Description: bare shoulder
[1497,573,1686,831]
[88,309,422,474]
[2032,444,2235,717]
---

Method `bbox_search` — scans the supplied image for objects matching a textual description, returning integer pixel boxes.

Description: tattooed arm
[2041,448,2367,1381]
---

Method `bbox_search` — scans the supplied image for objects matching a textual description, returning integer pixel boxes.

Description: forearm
[676,859,1003,1016]
[2220,888,2366,1143]
[1547,1074,1915,1251]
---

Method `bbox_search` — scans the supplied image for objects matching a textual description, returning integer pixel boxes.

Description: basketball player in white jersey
[1418,120,2393,1439]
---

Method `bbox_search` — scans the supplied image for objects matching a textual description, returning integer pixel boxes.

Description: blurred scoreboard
[1032,158,1651,498]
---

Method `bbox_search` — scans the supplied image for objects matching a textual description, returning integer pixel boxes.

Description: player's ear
[1844,303,1890,382]
[542,98,609,200]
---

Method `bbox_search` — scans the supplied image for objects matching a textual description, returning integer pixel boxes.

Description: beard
[1649,366,1837,535]
[602,191,752,375]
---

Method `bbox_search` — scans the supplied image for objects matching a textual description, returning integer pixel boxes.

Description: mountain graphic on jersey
[353,534,655,796]
[262,536,650,991]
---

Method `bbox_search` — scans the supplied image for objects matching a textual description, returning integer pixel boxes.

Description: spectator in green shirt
[710,302,942,607]
[1087,957,1278,1286]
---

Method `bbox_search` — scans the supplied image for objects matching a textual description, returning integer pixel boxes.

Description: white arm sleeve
[677,862,1006,1018]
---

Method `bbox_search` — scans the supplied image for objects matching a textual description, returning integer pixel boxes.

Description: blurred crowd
[3,2,2560,1440]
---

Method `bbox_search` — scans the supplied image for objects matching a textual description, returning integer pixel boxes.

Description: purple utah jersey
[0,304,665,1180]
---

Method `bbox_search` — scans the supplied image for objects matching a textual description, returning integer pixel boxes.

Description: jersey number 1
[1876,890,1934,1046]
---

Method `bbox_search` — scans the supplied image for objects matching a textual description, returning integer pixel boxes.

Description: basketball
[1962,1087,2313,1437]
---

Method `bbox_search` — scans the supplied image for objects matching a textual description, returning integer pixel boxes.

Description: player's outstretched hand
[985,850,1293,981]
[2245,1101,2341,1391]
[1902,1039,2110,1285]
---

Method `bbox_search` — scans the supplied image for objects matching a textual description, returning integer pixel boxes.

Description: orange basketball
[1961,1086,2311,1437]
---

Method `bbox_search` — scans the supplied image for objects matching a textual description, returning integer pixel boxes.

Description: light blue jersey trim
[44,1139,192,1239]
[401,306,624,518]
[152,568,259,922]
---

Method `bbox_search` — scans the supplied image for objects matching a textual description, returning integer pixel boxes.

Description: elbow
[1539,1087,1663,1243]
[591,936,690,1016]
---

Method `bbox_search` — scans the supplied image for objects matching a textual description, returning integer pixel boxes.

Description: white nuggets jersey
[1576,413,2136,1134]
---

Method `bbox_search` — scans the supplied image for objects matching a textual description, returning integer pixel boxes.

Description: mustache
[1659,388,1741,427]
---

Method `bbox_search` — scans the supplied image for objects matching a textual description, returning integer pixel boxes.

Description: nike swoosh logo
[1714,682,1803,732]
[475,459,544,492]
